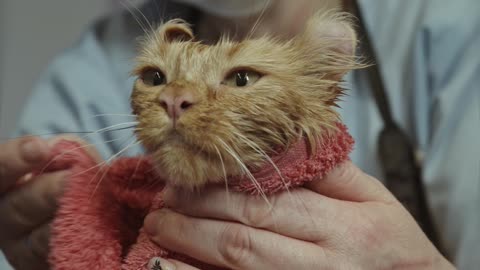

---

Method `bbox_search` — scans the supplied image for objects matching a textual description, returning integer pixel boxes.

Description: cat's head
[131,12,359,189]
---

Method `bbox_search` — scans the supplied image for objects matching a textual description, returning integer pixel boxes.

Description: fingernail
[148,257,176,270]
[21,139,49,163]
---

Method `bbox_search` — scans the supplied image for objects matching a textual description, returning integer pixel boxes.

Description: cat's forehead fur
[137,37,297,84]
[134,12,357,81]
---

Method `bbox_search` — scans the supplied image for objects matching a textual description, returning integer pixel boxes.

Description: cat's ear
[304,12,357,56]
[297,11,358,80]
[157,19,194,43]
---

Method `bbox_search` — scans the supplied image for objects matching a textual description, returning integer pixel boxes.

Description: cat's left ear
[297,11,358,80]
[157,19,195,43]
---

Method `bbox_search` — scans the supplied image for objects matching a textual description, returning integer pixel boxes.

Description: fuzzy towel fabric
[46,123,354,270]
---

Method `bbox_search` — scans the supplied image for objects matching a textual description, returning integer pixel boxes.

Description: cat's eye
[141,69,166,86]
[223,70,261,87]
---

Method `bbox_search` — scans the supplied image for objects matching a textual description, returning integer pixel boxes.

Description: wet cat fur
[131,11,359,190]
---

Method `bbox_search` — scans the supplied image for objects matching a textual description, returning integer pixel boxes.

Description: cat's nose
[158,91,196,122]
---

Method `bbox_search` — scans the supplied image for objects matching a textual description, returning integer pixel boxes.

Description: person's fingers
[27,222,51,259]
[147,257,201,270]
[305,161,395,203]
[145,209,326,270]
[163,186,346,242]
[3,224,51,270]
[0,171,67,245]
[0,137,50,194]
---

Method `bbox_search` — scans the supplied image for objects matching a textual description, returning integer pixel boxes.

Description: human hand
[0,136,100,269]
[144,162,455,270]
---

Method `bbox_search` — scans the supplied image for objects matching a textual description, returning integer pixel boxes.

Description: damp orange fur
[131,11,361,190]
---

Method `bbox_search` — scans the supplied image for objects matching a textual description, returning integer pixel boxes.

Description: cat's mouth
[145,128,240,188]
[158,130,212,157]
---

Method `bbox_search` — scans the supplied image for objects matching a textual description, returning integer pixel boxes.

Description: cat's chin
[150,144,242,190]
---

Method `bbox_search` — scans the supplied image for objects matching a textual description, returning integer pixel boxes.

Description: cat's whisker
[92,122,139,134]
[213,144,230,206]
[231,133,287,227]
[82,135,137,188]
[89,113,137,119]
[126,150,145,186]
[88,138,141,200]
[217,137,271,208]
[152,0,168,28]
[246,0,271,40]
[232,131,319,227]
[233,132,291,191]
[125,0,156,33]
[1,122,139,144]
[73,123,138,145]
[0,132,91,143]
[68,135,137,179]
[234,132,301,221]
[36,134,133,176]
[120,0,155,42]
[94,125,140,135]
[232,132,279,170]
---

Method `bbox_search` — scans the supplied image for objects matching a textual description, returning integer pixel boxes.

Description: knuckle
[349,209,389,251]
[7,192,33,229]
[30,227,50,259]
[145,210,178,241]
[338,163,362,186]
[241,196,275,228]
[218,224,253,267]
[155,211,173,230]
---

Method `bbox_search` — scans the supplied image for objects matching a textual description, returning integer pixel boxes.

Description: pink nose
[158,91,196,121]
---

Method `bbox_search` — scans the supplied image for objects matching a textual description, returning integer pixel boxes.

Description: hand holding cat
[145,162,456,270]
[0,136,100,270]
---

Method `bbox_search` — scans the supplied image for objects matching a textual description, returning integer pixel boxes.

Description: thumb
[305,161,395,203]
[0,137,50,194]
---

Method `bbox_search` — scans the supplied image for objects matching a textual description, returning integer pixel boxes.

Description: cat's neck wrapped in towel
[47,123,352,270]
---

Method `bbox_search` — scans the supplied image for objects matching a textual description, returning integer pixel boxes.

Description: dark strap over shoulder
[347,0,444,253]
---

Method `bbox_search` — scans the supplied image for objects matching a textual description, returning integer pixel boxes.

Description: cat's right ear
[303,12,357,56]
[296,11,359,80]
[157,19,194,43]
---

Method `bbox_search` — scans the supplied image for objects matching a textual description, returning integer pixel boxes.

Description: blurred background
[0,0,109,266]
[0,0,112,139]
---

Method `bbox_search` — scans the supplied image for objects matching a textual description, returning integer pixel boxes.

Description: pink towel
[46,123,353,269]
